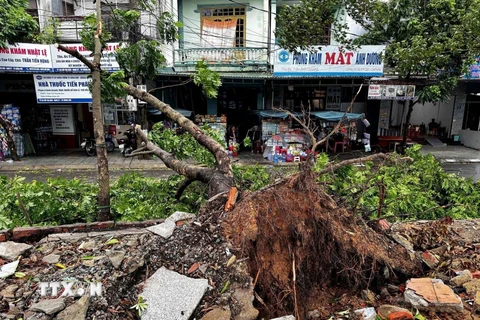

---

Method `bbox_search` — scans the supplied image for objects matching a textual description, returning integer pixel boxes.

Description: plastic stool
[293,156,301,162]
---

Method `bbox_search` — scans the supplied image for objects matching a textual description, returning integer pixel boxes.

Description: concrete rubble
[146,211,195,239]
[139,266,209,320]
[199,307,231,320]
[404,278,463,314]
[29,298,66,315]
[56,296,89,320]
[0,241,33,260]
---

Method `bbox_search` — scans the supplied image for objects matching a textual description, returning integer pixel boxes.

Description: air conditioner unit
[127,95,137,111]
[137,85,147,105]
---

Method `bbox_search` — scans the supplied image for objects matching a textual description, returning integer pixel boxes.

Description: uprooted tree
[54,1,435,318]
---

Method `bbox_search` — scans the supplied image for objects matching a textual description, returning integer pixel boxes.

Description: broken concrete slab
[42,254,61,264]
[56,296,89,320]
[166,211,196,223]
[0,260,19,279]
[200,307,231,320]
[451,270,472,287]
[146,220,176,239]
[474,291,480,312]
[105,250,126,269]
[146,212,195,239]
[232,285,259,320]
[140,266,209,320]
[0,241,32,260]
[404,278,463,314]
[463,278,480,295]
[30,298,66,315]
[354,307,376,320]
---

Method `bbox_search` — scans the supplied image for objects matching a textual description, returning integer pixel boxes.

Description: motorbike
[118,127,137,156]
[81,134,116,156]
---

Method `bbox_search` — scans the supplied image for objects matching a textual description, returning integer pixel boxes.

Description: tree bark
[0,116,20,161]
[135,128,233,197]
[122,83,233,178]
[402,99,417,146]
[92,1,110,221]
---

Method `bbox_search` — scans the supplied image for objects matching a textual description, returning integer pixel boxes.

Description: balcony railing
[56,16,84,42]
[174,47,268,66]
[54,16,135,42]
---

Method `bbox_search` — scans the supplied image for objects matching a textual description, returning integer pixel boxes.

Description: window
[200,7,246,48]
[62,1,75,16]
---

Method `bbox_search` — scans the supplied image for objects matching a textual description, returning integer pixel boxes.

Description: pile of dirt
[223,172,424,318]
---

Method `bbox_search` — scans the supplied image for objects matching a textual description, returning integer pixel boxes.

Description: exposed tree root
[223,172,423,318]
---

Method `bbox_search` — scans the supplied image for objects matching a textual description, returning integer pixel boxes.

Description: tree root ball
[223,172,423,318]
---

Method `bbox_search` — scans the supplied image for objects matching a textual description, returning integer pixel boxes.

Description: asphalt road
[442,163,480,182]
[0,163,478,183]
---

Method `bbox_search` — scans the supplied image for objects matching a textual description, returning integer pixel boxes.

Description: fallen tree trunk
[122,83,233,179]
[134,128,233,197]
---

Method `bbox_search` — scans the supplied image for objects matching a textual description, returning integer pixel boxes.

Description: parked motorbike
[118,127,137,156]
[80,134,116,156]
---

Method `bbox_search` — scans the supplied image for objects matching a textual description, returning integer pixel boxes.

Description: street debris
[1,184,480,319]
[139,267,209,320]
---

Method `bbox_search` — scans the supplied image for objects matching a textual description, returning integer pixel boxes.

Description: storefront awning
[257,110,303,119]
[147,106,193,117]
[311,111,363,121]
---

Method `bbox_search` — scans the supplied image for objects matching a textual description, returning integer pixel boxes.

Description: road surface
[0,163,478,183]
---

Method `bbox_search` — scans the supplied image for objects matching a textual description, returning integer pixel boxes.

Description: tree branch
[282,84,364,154]
[316,83,364,149]
[16,192,32,226]
[175,178,194,200]
[122,83,233,177]
[134,127,214,182]
[316,153,389,175]
[55,44,96,71]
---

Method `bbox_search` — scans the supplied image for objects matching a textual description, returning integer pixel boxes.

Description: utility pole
[92,0,111,221]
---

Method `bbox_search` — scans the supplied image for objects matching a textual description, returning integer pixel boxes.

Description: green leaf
[104,238,119,245]
[220,280,230,294]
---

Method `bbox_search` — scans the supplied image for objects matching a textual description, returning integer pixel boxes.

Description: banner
[50,106,75,135]
[274,45,385,77]
[0,43,120,73]
[464,57,480,79]
[325,87,341,110]
[0,44,52,72]
[33,74,92,103]
[368,78,415,100]
[50,43,120,72]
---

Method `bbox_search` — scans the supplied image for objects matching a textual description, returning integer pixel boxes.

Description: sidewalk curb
[438,159,480,164]
[0,163,169,171]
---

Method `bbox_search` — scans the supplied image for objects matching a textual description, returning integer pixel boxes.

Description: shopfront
[0,42,122,156]
[460,82,480,149]
[271,45,385,112]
